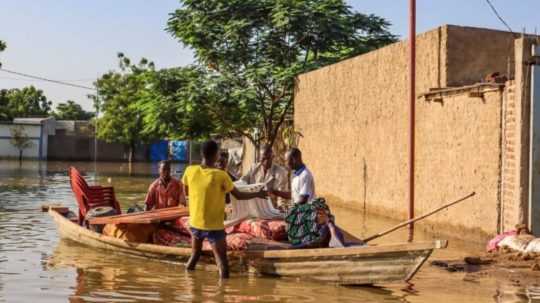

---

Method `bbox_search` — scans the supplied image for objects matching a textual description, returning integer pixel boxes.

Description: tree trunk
[128,144,134,164]
[18,149,23,165]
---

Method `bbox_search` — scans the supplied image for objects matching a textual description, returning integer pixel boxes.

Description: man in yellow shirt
[182,140,266,279]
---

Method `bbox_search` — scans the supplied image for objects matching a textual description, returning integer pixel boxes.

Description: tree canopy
[159,0,396,146]
[91,53,155,162]
[54,100,94,120]
[0,86,52,121]
[0,40,6,67]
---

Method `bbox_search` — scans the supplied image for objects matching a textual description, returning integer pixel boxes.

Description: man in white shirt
[270,148,315,205]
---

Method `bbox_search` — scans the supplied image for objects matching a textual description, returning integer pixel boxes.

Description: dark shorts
[190,227,226,244]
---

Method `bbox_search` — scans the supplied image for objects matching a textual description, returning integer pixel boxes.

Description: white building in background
[0,117,56,160]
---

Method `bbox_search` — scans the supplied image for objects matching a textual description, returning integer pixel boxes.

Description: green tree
[140,66,257,141]
[91,53,155,163]
[54,100,94,120]
[163,0,396,147]
[10,125,34,163]
[0,40,6,67]
[0,86,52,120]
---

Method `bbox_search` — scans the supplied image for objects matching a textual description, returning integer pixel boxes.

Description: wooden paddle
[362,192,476,243]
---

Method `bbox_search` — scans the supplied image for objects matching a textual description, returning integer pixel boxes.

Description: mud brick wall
[501,81,522,231]
[294,25,520,238]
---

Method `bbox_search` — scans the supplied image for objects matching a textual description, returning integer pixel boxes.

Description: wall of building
[445,25,516,86]
[47,135,148,162]
[0,124,43,159]
[294,25,521,238]
[415,88,504,236]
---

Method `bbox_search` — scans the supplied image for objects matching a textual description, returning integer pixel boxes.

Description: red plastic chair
[68,166,122,225]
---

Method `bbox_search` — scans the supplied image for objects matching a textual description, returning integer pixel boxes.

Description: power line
[0,68,96,91]
[485,0,513,33]
[0,76,95,82]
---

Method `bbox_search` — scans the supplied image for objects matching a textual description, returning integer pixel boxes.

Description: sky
[0,0,539,111]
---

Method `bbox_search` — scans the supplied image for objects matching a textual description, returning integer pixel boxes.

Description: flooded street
[0,160,539,302]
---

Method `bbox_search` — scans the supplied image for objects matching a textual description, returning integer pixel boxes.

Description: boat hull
[49,209,445,285]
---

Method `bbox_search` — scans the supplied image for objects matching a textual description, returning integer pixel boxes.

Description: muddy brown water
[0,160,539,302]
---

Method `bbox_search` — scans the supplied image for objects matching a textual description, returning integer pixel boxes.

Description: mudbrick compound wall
[294,25,526,240]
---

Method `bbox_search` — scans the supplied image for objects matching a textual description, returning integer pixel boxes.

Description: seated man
[240,145,289,209]
[183,140,267,279]
[145,160,186,210]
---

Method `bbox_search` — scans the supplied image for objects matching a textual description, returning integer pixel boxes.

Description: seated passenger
[145,160,186,210]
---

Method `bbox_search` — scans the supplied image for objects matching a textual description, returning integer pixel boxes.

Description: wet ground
[1,160,540,302]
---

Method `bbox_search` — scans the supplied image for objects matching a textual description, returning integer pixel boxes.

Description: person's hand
[267,189,276,199]
[257,189,268,199]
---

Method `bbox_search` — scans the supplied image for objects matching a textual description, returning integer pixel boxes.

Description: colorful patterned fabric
[267,220,287,241]
[153,228,255,251]
[225,233,255,250]
[285,197,334,247]
[171,216,191,235]
[153,228,192,247]
[234,219,272,239]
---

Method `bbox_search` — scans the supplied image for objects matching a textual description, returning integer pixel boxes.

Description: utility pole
[408,0,416,242]
[94,90,100,185]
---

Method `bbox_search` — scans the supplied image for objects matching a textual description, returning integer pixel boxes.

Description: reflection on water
[0,160,538,302]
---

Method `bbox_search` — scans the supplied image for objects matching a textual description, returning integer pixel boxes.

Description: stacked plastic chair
[68,167,121,225]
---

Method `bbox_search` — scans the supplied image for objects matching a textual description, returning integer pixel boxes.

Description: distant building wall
[47,135,149,162]
[0,123,42,159]
[294,25,525,239]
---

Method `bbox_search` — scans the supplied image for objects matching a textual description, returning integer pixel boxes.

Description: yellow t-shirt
[182,165,234,230]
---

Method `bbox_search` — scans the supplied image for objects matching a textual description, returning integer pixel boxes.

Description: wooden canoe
[48,208,446,285]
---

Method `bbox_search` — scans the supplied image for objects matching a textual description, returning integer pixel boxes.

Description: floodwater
[0,160,539,302]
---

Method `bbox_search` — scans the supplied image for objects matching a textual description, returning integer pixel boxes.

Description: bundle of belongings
[153,216,288,250]
[486,224,540,253]
[151,196,351,250]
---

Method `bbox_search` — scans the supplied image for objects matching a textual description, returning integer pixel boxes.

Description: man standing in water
[269,148,315,205]
[182,140,266,278]
[240,145,289,208]
[145,160,186,210]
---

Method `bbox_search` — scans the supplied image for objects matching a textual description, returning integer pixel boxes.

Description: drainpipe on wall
[528,43,540,235]
[408,0,416,242]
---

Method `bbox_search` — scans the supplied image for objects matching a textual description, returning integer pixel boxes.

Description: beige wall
[415,89,503,236]
[445,26,516,86]
[294,25,522,238]
[500,38,536,230]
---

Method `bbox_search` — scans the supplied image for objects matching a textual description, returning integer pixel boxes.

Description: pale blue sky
[0,0,539,111]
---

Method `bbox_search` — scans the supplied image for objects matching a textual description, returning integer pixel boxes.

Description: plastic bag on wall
[526,238,540,253]
[498,235,535,252]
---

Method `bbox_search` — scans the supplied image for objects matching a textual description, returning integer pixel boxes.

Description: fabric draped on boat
[106,182,288,250]
[231,219,287,241]
[228,182,285,220]
[153,228,255,251]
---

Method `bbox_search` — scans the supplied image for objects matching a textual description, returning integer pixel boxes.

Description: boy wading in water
[182,140,266,278]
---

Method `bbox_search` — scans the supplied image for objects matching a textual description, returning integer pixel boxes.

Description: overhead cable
[0,67,96,91]
[485,0,514,33]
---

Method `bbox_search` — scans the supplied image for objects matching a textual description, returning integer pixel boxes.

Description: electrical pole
[408,0,416,242]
